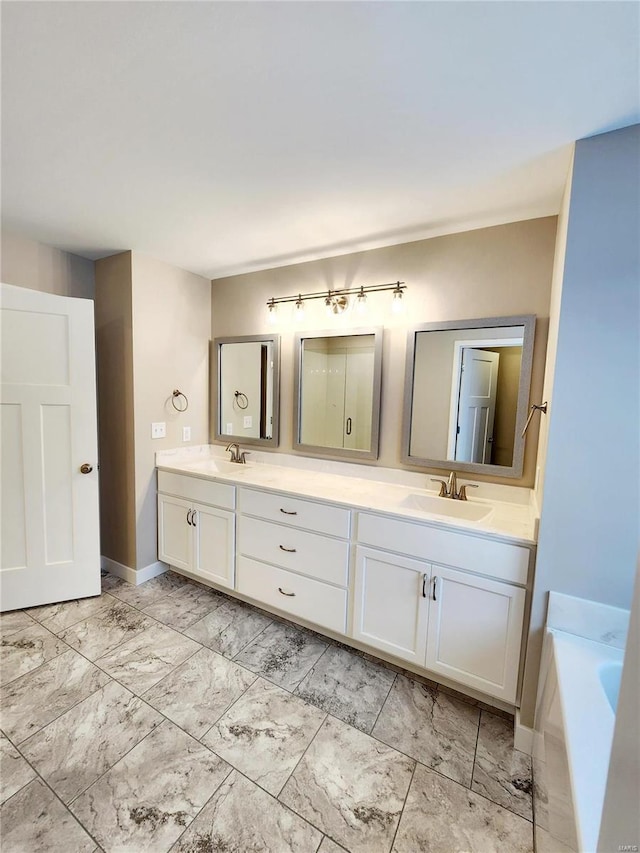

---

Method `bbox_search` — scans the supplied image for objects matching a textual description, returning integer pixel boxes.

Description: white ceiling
[2,2,638,279]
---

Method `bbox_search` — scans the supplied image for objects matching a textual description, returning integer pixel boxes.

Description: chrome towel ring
[171,389,189,412]
[234,390,249,410]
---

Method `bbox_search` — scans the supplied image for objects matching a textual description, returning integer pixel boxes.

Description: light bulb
[294,296,305,322]
[355,287,368,315]
[267,300,278,325]
[325,294,333,316]
[391,286,404,315]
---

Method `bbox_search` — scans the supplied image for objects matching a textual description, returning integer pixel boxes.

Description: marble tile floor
[0,570,537,852]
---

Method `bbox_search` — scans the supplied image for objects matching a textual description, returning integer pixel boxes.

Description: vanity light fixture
[266,281,406,322]
[391,281,405,314]
[267,298,278,325]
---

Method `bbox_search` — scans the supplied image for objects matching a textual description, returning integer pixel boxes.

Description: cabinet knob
[80,463,93,474]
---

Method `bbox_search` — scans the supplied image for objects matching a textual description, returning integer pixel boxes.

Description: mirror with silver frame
[294,328,383,460]
[213,334,280,446]
[402,315,535,478]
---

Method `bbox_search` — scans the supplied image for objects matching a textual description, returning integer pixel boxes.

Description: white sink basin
[184,459,254,475]
[399,493,493,522]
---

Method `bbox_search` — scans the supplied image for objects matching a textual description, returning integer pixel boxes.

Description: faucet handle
[430,478,449,497]
[457,483,478,501]
[239,451,251,464]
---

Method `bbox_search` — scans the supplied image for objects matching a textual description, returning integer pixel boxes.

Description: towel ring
[234,390,249,410]
[171,389,189,412]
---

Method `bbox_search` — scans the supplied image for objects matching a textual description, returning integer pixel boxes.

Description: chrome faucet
[430,471,478,501]
[225,443,249,464]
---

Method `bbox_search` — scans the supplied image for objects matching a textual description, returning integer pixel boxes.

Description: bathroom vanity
[157,450,536,709]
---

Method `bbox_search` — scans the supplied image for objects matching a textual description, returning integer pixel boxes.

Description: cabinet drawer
[239,488,350,538]
[238,516,349,587]
[158,471,235,510]
[357,513,530,585]
[237,556,347,634]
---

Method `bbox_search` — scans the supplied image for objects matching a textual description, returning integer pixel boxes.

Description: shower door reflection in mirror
[294,328,383,460]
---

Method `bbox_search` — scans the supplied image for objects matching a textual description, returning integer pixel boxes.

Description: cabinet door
[353,547,429,666]
[192,502,235,589]
[157,494,192,572]
[425,565,525,703]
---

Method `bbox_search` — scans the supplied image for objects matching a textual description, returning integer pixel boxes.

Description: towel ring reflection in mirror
[171,389,189,412]
[234,390,249,410]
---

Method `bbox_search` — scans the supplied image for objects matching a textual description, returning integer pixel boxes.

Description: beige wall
[132,253,211,570]
[492,347,522,467]
[94,253,136,568]
[95,251,211,572]
[1,231,94,299]
[211,217,556,486]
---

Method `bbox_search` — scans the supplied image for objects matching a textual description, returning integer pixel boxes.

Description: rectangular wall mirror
[402,315,535,478]
[213,335,280,446]
[294,328,383,461]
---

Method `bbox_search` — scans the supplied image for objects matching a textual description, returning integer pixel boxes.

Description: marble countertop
[157,447,538,546]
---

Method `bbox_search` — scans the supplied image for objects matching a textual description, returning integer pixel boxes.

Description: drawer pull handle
[280,508,298,516]
[278,587,296,597]
[279,545,297,553]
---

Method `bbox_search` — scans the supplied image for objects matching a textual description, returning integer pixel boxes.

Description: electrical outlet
[243,415,252,429]
[182,426,191,442]
[151,422,166,439]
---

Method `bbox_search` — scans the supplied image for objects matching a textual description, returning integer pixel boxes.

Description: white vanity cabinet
[353,512,530,703]
[157,471,236,589]
[236,488,351,634]
[354,548,430,666]
[424,565,526,702]
[156,463,535,709]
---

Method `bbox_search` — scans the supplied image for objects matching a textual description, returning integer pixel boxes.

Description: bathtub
[536,627,624,852]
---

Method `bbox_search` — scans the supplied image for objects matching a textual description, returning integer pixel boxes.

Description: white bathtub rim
[548,628,624,853]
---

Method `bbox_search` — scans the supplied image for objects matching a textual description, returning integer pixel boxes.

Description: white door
[192,502,235,589]
[353,547,429,666]
[425,565,526,703]
[455,348,499,464]
[1,283,100,611]
[157,494,192,573]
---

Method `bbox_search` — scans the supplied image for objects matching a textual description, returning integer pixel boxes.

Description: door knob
[80,463,93,474]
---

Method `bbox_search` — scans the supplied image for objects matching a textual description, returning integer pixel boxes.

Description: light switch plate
[182,426,191,442]
[243,415,252,429]
[151,422,166,439]
[226,423,233,435]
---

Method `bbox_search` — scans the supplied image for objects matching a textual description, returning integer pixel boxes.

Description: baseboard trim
[514,710,534,755]
[101,557,168,586]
